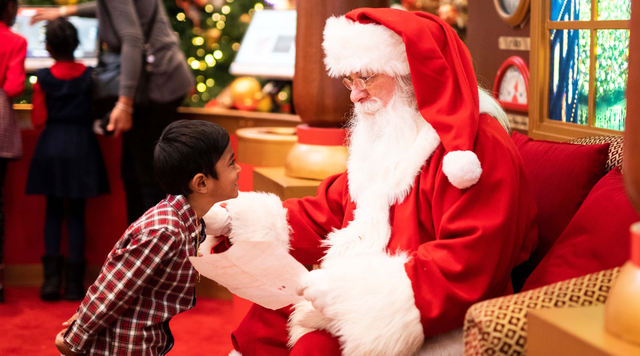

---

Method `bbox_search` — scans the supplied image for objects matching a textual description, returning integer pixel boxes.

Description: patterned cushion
[463,267,620,356]
[569,135,624,172]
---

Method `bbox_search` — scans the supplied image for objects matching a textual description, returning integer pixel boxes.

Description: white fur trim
[418,328,463,356]
[323,16,410,78]
[228,351,242,356]
[289,253,424,356]
[442,151,482,189]
[224,191,291,251]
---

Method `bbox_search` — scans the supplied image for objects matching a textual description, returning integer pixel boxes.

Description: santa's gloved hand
[197,235,220,256]
[202,202,231,237]
[296,269,333,314]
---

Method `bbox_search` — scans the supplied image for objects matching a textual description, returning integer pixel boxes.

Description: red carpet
[0,287,238,356]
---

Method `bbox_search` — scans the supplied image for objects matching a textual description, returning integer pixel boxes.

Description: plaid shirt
[64,195,204,355]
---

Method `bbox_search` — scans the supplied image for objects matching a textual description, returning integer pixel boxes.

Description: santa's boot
[40,255,64,301]
[64,260,86,301]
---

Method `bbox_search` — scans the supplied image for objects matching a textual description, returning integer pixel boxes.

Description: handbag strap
[100,0,159,50]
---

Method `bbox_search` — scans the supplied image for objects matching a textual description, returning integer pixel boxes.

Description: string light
[206,79,215,87]
[197,75,205,82]
[197,49,205,56]
[216,21,225,29]
[176,12,185,21]
[29,76,37,84]
[197,83,207,92]
[192,37,204,46]
[190,60,200,70]
[222,5,231,14]
[254,3,264,11]
[212,13,221,21]
[205,4,214,13]
[213,50,223,59]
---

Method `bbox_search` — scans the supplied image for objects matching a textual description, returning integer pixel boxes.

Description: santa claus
[221,7,538,356]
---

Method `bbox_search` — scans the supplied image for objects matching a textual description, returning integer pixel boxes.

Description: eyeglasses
[342,75,377,91]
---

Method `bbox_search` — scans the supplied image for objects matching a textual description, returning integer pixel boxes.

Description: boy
[55,120,241,356]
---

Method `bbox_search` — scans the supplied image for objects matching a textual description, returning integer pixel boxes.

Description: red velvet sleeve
[406,118,539,337]
[30,82,47,128]
[3,37,26,98]
[283,173,349,265]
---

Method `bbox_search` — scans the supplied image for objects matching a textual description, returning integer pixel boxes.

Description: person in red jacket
[0,0,25,303]
[219,8,539,356]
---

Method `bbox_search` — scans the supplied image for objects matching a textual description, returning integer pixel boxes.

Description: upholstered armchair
[463,135,633,355]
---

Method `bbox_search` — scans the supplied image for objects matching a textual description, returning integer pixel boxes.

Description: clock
[493,56,529,113]
[493,0,530,26]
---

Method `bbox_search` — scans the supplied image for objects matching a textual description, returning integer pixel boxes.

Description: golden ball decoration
[230,77,262,111]
[205,28,222,48]
[401,0,440,13]
[437,4,459,25]
[256,96,274,113]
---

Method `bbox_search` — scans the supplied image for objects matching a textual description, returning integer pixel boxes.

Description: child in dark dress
[26,18,109,301]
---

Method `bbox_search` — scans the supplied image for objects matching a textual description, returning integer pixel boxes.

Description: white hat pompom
[442,151,482,189]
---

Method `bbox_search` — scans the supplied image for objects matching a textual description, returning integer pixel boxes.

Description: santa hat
[323,8,482,189]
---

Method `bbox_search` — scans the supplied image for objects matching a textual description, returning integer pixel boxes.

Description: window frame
[529,0,629,140]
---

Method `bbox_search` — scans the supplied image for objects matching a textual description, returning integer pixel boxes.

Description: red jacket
[0,21,26,98]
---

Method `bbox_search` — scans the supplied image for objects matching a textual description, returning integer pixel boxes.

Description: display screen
[230,10,296,80]
[12,8,99,70]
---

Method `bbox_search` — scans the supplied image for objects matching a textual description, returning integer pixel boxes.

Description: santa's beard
[346,85,426,201]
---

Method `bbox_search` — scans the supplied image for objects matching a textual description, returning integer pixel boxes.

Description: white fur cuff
[224,191,291,251]
[442,150,482,189]
[305,253,424,356]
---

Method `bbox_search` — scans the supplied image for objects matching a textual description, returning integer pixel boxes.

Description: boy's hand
[62,313,79,327]
[55,329,81,356]
[55,313,81,355]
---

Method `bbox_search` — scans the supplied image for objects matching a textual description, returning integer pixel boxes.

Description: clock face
[499,0,521,15]
[498,66,527,105]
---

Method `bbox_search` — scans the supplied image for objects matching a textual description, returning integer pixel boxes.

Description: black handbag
[92,1,158,122]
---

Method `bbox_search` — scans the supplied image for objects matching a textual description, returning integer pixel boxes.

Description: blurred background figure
[32,0,194,224]
[26,17,109,301]
[0,0,26,304]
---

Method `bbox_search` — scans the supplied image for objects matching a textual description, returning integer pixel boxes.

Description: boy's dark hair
[154,120,230,196]
[0,0,17,18]
[45,17,79,58]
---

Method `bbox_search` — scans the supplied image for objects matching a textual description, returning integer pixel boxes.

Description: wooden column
[625,0,640,214]
[293,0,389,128]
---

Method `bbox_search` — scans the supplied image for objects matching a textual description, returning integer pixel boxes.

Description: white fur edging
[289,253,424,356]
[224,191,291,251]
[322,16,410,78]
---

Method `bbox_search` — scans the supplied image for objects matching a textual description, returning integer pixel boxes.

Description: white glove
[202,202,231,237]
[197,235,221,256]
[296,269,333,314]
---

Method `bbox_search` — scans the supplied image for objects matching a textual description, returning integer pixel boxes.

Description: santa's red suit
[222,8,539,356]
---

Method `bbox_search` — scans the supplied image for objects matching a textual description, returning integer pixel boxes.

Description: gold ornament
[401,0,440,13]
[205,28,222,49]
[230,77,262,111]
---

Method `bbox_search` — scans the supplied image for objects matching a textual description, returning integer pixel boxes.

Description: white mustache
[354,97,384,116]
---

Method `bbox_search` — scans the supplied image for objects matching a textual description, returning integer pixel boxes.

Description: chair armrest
[463,267,620,355]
